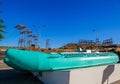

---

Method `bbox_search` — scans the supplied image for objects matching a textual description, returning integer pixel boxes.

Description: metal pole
[33,24,46,49]
[38,26,41,49]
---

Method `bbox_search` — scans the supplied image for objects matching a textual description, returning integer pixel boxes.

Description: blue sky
[1,0,120,48]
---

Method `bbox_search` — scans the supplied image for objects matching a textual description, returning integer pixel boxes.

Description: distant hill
[60,43,78,49]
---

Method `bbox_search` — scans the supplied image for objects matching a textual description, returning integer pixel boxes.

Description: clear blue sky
[1,0,120,48]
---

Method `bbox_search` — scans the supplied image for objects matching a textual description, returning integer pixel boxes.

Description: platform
[33,63,120,84]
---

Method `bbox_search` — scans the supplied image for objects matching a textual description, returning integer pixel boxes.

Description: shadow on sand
[0,69,43,84]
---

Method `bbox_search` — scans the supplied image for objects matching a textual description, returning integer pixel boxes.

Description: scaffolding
[26,30,33,47]
[15,24,26,48]
[33,35,39,48]
[102,38,113,45]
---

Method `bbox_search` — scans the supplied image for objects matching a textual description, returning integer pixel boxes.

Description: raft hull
[4,48,119,72]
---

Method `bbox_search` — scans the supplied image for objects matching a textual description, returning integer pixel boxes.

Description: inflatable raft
[4,48,119,72]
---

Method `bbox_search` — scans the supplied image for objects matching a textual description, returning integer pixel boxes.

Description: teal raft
[4,48,119,72]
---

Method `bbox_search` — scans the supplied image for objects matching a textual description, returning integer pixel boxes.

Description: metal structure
[15,24,26,48]
[26,30,33,47]
[102,38,113,45]
[78,40,95,44]
[14,24,47,48]
[46,39,50,49]
[33,35,39,48]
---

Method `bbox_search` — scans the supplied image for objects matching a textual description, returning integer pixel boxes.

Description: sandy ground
[111,80,120,84]
[0,60,43,84]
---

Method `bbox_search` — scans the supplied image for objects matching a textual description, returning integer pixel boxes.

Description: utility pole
[33,24,46,49]
[93,29,99,51]
[93,29,99,44]
[46,39,50,49]
[33,35,39,48]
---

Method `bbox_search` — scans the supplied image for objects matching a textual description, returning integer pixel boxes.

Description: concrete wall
[33,64,120,84]
[69,65,120,84]
[42,71,70,84]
